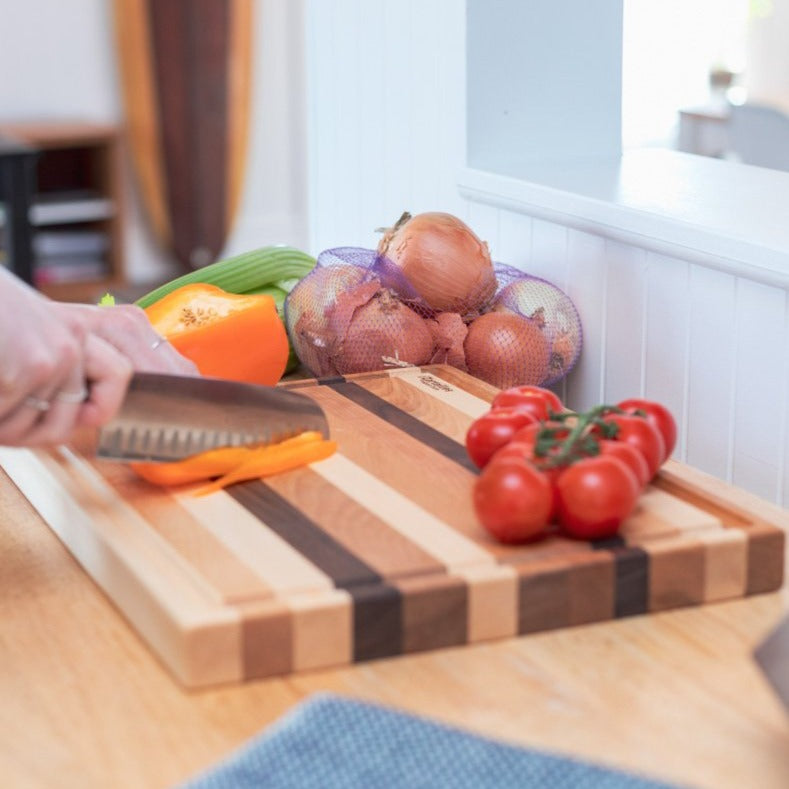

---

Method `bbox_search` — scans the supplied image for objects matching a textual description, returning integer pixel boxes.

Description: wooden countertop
[2,467,789,789]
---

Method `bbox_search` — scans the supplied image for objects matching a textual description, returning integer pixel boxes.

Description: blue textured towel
[180,693,681,789]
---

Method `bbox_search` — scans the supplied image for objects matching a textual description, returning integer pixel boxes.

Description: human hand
[53,302,199,376]
[0,271,133,446]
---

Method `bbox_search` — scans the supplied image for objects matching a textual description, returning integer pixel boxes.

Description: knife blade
[96,372,329,463]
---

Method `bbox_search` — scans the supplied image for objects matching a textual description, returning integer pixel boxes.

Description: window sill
[458,149,789,289]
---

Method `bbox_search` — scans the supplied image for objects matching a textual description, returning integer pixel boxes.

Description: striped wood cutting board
[0,365,784,687]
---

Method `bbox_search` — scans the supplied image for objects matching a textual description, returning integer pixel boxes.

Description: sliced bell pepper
[145,283,289,386]
[130,431,333,490]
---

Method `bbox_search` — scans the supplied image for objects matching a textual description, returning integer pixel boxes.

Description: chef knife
[96,372,329,463]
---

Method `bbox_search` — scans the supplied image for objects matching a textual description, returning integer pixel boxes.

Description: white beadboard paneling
[782,289,789,508]
[466,202,500,260]
[355,0,388,244]
[643,253,690,461]
[529,219,570,288]
[496,209,533,273]
[381,1,416,222]
[730,278,786,502]
[603,241,647,404]
[685,266,736,482]
[564,230,607,411]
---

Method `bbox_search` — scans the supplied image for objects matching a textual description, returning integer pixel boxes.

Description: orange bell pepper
[130,431,335,491]
[145,283,289,385]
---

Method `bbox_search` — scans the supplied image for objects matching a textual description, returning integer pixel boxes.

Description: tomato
[617,398,677,462]
[597,439,650,488]
[601,413,666,479]
[491,385,563,421]
[555,456,640,540]
[465,407,538,469]
[491,441,561,520]
[473,458,553,543]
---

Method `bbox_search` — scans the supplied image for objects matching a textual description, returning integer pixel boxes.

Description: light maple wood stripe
[0,447,242,685]
[621,488,722,544]
[90,461,272,605]
[313,453,494,571]
[286,588,353,673]
[356,374,476,445]
[174,488,334,596]
[112,0,170,244]
[459,563,519,642]
[385,367,492,419]
[302,386,500,548]
[265,466,446,580]
[424,364,500,403]
[694,528,748,601]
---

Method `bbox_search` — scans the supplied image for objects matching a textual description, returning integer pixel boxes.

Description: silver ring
[24,395,51,412]
[55,385,89,404]
[151,336,167,350]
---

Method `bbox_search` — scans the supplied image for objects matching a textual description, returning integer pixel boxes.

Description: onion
[427,312,468,369]
[328,285,434,374]
[464,312,550,389]
[286,264,369,376]
[491,276,582,384]
[376,211,497,317]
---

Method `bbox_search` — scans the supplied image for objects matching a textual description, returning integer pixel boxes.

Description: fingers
[57,303,199,376]
[77,334,134,428]
[0,327,86,447]
[19,365,90,447]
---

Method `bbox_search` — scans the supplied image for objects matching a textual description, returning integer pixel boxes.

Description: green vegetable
[134,246,316,309]
[135,245,317,376]
[98,292,116,306]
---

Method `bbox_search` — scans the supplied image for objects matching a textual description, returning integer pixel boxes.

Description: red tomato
[491,441,561,520]
[491,385,564,421]
[598,439,650,488]
[617,398,677,462]
[473,458,553,543]
[555,456,640,540]
[509,420,569,462]
[601,413,666,479]
[465,407,538,469]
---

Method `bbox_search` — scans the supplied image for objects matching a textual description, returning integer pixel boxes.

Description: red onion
[328,285,434,374]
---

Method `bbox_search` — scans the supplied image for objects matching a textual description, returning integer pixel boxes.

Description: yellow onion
[464,312,550,389]
[376,211,497,317]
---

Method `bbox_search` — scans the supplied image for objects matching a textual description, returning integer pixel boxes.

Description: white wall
[0,0,307,283]
[304,0,789,507]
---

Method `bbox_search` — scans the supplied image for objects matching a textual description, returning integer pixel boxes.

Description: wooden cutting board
[1,365,784,688]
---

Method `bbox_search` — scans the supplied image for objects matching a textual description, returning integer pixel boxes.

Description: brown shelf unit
[0,122,126,302]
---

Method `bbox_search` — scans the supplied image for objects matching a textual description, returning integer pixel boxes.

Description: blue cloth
[180,693,682,789]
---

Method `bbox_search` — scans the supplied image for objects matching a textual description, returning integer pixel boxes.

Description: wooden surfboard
[113,0,253,269]
[0,365,785,687]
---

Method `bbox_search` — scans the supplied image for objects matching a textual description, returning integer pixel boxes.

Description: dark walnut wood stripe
[321,379,479,474]
[592,543,649,618]
[228,481,404,662]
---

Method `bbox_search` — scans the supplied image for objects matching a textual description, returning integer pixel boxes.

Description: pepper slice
[145,283,289,385]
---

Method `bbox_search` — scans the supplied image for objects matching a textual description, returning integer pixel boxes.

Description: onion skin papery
[329,285,434,374]
[464,312,550,389]
[377,211,498,317]
[428,312,468,369]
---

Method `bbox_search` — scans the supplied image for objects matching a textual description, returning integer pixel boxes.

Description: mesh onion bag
[284,247,582,389]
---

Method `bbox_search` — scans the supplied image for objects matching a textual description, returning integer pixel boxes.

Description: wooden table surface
[3,467,789,789]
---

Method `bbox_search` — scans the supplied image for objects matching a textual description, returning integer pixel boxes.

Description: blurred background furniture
[0,122,126,302]
[0,132,37,285]
[727,102,789,171]
[677,104,731,157]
